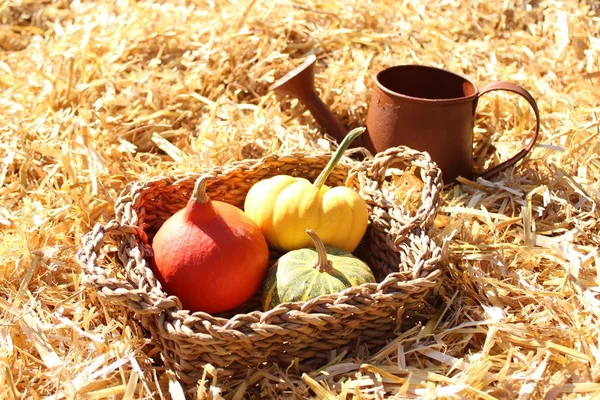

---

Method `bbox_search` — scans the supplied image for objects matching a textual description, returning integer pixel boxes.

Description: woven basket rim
[82,222,443,324]
[77,146,444,328]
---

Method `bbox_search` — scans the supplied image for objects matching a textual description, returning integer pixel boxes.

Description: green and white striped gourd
[261,230,376,311]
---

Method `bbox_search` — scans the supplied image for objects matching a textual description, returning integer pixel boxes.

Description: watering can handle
[475,81,541,179]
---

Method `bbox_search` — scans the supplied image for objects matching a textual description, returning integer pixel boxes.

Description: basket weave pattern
[77,146,443,384]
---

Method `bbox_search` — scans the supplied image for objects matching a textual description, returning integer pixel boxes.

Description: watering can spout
[269,54,349,145]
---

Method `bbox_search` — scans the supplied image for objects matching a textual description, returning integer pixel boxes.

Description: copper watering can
[270,54,540,183]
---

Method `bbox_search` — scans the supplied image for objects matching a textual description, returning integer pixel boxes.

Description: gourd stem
[306,229,333,273]
[313,127,366,190]
[190,177,211,204]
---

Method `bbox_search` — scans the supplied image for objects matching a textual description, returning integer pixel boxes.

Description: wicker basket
[76,146,443,385]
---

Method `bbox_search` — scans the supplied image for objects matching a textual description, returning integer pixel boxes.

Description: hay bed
[1,0,599,398]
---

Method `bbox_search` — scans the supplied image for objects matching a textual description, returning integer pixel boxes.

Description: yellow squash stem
[313,127,366,189]
[305,229,333,273]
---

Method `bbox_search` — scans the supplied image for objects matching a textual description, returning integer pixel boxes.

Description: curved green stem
[306,229,333,273]
[313,127,365,189]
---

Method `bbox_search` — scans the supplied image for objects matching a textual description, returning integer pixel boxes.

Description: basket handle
[365,146,442,185]
[77,220,133,273]
[348,146,443,233]
[77,220,181,315]
[363,227,442,296]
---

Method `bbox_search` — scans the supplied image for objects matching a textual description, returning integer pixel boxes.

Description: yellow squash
[244,127,368,253]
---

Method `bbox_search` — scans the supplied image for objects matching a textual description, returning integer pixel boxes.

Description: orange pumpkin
[150,177,270,314]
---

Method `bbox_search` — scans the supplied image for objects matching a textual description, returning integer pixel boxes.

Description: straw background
[1,0,599,398]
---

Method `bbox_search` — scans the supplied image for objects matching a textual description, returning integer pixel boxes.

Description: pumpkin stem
[190,177,211,204]
[186,177,217,222]
[305,229,333,273]
[313,127,365,190]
